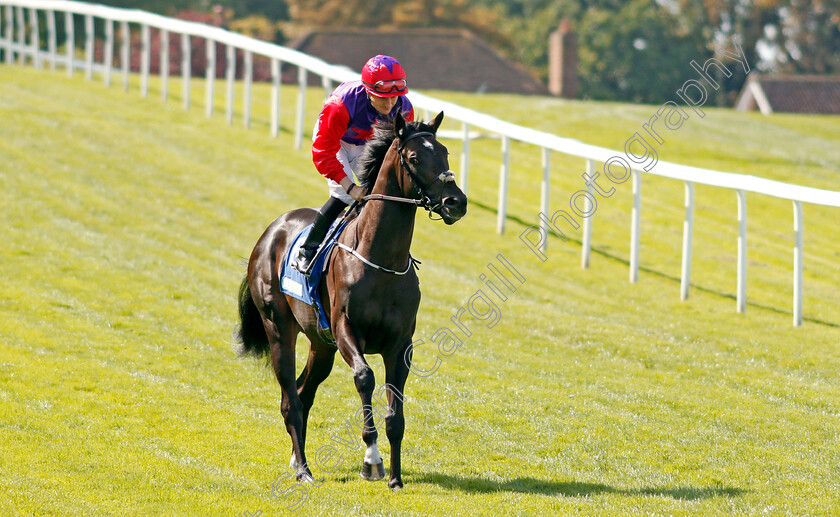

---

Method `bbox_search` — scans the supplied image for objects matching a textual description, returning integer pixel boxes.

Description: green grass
[1,64,839,516]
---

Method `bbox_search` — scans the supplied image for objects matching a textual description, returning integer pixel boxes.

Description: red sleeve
[404,105,414,122]
[312,96,351,183]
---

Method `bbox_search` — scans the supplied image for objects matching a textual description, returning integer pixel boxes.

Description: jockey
[292,54,415,275]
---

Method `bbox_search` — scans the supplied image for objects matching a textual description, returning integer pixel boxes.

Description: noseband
[362,131,455,218]
[398,131,456,213]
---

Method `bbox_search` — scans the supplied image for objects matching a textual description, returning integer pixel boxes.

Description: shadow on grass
[469,199,839,328]
[414,472,745,500]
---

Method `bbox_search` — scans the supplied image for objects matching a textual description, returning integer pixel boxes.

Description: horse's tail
[235,275,270,359]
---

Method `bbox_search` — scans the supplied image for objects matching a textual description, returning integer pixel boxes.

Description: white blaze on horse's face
[422,140,434,151]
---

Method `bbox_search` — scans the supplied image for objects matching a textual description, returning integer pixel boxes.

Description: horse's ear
[432,111,444,133]
[395,111,407,141]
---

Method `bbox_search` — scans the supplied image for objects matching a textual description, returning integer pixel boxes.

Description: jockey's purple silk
[330,81,413,145]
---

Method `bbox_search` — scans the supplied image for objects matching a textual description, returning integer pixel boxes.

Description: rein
[362,193,423,205]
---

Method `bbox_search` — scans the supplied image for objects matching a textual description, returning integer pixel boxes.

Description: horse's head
[394,111,467,225]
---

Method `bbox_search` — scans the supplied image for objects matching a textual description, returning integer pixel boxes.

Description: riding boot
[292,197,348,275]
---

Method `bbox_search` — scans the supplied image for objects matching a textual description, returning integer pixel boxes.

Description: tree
[577,0,703,103]
[285,0,393,27]
[742,0,840,74]
[284,0,510,49]
[497,0,582,82]
[670,0,776,103]
[224,0,289,21]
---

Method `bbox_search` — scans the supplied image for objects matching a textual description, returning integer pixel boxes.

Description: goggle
[364,78,407,94]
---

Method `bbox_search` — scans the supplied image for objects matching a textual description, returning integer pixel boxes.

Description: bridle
[337,130,455,275]
[362,131,455,219]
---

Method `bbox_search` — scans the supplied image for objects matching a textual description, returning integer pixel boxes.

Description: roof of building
[286,28,548,95]
[735,74,840,114]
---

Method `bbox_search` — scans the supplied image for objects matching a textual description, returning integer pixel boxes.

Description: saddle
[279,218,351,334]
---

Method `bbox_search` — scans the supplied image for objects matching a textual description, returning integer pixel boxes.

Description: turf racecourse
[2,65,839,516]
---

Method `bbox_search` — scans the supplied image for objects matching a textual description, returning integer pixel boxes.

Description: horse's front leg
[383,341,411,490]
[335,319,385,481]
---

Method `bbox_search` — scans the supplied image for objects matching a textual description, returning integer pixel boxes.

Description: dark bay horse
[236,112,467,490]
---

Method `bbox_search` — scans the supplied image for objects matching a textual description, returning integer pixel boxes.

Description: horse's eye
[410,157,420,165]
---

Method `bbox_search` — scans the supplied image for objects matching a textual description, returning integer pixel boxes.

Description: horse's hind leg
[262,313,313,482]
[292,340,336,464]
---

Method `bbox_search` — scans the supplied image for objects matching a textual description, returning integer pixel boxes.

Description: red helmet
[361,55,408,98]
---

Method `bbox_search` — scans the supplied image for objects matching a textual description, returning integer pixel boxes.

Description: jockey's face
[368,94,398,115]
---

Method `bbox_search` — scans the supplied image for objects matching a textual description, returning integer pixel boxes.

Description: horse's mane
[356,118,437,189]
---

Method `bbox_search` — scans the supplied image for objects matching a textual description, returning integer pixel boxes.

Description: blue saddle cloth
[279,218,350,332]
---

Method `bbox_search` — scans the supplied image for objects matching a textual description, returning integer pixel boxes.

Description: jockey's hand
[340,176,365,202]
[346,183,366,202]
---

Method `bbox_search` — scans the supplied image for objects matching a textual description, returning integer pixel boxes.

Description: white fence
[2,0,838,327]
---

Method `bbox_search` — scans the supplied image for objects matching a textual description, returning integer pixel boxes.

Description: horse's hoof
[297,471,314,483]
[389,478,403,491]
[360,460,386,481]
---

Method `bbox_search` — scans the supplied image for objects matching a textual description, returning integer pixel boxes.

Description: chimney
[549,19,578,98]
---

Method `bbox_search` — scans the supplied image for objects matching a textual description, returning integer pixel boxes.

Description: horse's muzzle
[439,192,468,225]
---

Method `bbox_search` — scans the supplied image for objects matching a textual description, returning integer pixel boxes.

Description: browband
[398,131,435,150]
